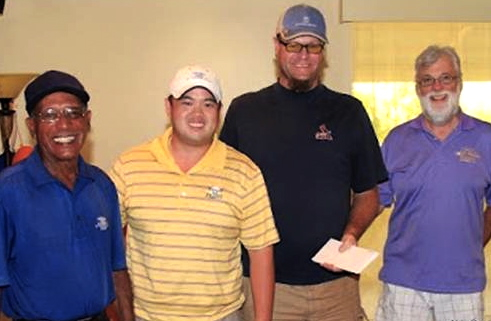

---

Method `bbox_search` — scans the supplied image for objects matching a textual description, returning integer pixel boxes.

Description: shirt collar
[25,147,94,187]
[150,127,226,173]
[410,112,475,132]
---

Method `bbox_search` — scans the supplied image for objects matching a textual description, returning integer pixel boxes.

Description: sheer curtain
[353,22,491,140]
[352,22,491,319]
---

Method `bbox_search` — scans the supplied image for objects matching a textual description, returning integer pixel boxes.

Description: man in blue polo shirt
[0,70,134,321]
[376,45,491,321]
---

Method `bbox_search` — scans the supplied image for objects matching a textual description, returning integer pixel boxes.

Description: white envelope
[311,238,379,274]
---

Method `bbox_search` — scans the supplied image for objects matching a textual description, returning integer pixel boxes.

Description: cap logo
[295,16,316,28]
[192,71,206,80]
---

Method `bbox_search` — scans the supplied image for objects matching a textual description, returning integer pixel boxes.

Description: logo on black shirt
[315,124,333,141]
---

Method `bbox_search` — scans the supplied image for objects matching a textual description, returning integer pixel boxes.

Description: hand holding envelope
[312,238,379,274]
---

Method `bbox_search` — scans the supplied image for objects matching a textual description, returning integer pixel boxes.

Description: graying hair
[414,45,462,77]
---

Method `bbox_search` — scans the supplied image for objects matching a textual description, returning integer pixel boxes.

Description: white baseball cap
[169,65,222,103]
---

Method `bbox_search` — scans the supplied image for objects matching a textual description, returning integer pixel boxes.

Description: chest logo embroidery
[206,186,223,200]
[456,147,480,163]
[95,216,109,231]
[315,124,333,141]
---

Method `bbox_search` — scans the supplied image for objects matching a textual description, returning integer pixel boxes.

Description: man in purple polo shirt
[375,45,491,321]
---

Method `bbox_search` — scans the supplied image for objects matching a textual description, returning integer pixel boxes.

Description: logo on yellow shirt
[206,186,223,200]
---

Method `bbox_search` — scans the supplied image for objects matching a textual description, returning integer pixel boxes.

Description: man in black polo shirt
[220,4,387,321]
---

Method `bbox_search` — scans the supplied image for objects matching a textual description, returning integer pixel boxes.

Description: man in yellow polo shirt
[109,65,279,321]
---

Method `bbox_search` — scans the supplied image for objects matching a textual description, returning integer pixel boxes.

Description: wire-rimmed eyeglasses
[32,106,88,123]
[417,73,460,87]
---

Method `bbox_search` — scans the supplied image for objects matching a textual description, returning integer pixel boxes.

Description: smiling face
[26,91,91,169]
[416,55,462,125]
[166,87,221,149]
[275,35,325,92]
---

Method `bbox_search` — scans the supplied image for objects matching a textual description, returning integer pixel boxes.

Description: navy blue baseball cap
[24,70,90,116]
[276,4,328,43]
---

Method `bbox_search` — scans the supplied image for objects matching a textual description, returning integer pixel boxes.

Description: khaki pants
[136,310,239,321]
[240,276,365,321]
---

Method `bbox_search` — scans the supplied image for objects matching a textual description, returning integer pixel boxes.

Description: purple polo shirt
[379,113,491,293]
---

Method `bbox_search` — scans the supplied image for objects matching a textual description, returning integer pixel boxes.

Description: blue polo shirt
[0,149,127,320]
[379,113,491,293]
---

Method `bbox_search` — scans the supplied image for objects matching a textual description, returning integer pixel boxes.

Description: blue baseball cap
[276,4,328,43]
[24,70,90,116]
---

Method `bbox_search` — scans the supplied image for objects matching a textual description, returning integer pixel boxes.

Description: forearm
[248,246,275,321]
[343,187,380,241]
[483,206,491,246]
[113,269,134,321]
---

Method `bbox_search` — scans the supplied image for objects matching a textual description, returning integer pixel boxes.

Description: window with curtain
[352,22,491,141]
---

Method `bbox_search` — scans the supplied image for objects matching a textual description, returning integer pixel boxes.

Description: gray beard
[419,90,460,126]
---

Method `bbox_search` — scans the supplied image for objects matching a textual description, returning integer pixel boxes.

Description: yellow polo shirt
[109,128,279,321]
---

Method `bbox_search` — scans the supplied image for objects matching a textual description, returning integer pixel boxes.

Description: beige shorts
[240,276,365,321]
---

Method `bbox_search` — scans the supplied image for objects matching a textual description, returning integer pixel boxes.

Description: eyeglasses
[277,37,325,54]
[417,73,459,87]
[32,106,88,123]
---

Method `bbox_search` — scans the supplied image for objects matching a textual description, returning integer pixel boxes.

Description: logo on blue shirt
[95,216,109,231]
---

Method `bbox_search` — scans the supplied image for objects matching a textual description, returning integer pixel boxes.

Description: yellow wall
[0,0,352,170]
